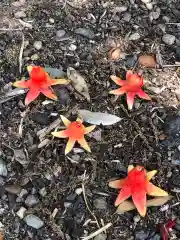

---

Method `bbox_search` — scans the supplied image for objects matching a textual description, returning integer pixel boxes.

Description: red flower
[109,165,168,217]
[109,70,151,110]
[13,66,69,105]
[51,115,96,155]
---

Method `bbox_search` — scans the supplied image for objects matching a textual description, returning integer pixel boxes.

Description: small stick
[82,183,100,228]
[19,32,25,74]
[82,223,112,240]
[162,64,180,68]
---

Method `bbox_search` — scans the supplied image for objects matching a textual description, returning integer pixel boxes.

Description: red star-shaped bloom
[51,115,96,155]
[13,66,69,105]
[109,165,168,217]
[109,70,151,110]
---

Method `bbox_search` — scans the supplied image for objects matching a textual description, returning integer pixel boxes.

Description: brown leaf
[138,55,157,68]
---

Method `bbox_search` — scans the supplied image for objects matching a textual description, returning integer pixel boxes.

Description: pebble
[16,207,27,219]
[4,184,22,195]
[25,194,40,207]
[49,18,55,24]
[33,41,42,50]
[149,9,161,21]
[31,53,39,61]
[14,149,29,166]
[93,198,107,210]
[56,29,66,39]
[75,28,95,39]
[75,188,83,195]
[56,87,70,105]
[162,34,176,45]
[129,32,140,41]
[146,3,153,10]
[94,234,107,240]
[14,11,26,18]
[123,12,131,22]
[69,44,77,51]
[133,215,141,223]
[39,187,47,197]
[24,214,44,229]
[115,5,128,12]
[0,158,7,177]
[178,145,180,151]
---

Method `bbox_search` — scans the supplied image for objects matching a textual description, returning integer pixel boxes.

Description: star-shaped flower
[109,165,168,217]
[13,66,69,105]
[109,70,151,110]
[51,115,96,155]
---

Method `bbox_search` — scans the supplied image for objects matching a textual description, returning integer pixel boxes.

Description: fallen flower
[13,66,69,105]
[51,115,96,155]
[109,70,151,110]
[109,165,168,217]
[158,219,176,240]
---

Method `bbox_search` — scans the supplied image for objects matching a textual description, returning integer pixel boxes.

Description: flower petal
[109,179,126,189]
[78,137,91,152]
[110,75,125,86]
[60,115,71,127]
[51,130,68,138]
[41,88,57,100]
[132,191,147,217]
[49,78,70,85]
[85,125,96,134]
[27,66,33,73]
[126,70,133,80]
[13,80,29,88]
[146,170,157,181]
[136,89,151,100]
[109,86,127,95]
[128,165,134,173]
[115,186,131,206]
[65,138,76,155]
[126,92,136,110]
[25,89,40,105]
[146,182,168,197]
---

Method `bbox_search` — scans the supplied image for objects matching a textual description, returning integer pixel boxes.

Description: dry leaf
[78,109,122,125]
[0,231,4,240]
[67,67,90,101]
[109,47,121,60]
[116,196,172,214]
[138,55,157,68]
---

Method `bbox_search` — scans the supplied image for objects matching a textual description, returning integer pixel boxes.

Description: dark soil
[0,0,180,239]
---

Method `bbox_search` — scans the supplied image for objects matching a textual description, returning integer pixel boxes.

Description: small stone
[39,187,47,197]
[56,29,66,39]
[24,214,44,229]
[69,44,77,51]
[123,12,131,22]
[133,215,141,223]
[66,194,77,201]
[146,3,153,10]
[16,207,27,219]
[31,53,39,61]
[94,234,107,240]
[93,198,107,210]
[162,34,176,45]
[0,158,7,177]
[75,28,95,39]
[25,194,39,207]
[33,41,42,50]
[141,0,151,3]
[129,32,140,41]
[49,18,55,24]
[135,230,149,240]
[115,5,128,12]
[149,10,161,21]
[14,11,26,18]
[125,54,138,67]
[14,149,29,166]
[75,188,83,195]
[4,184,22,195]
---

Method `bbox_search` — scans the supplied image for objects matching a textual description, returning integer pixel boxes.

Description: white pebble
[33,41,42,50]
[16,207,27,219]
[49,18,55,24]
[75,188,83,195]
[69,44,77,51]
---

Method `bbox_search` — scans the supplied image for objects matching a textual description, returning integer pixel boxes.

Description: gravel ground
[0,0,180,239]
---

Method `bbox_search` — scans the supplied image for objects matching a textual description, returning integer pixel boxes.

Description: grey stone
[75,28,95,39]
[129,32,140,41]
[24,214,44,229]
[162,34,176,45]
[14,11,26,18]
[0,158,7,177]
[93,198,107,209]
[4,184,22,195]
[31,53,39,61]
[33,41,42,50]
[56,30,66,39]
[25,194,39,207]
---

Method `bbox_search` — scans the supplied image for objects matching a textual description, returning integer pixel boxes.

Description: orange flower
[51,115,96,155]
[109,165,168,217]
[13,66,69,105]
[109,70,151,110]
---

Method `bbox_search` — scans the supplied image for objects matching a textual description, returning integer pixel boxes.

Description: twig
[162,64,180,68]
[19,32,25,74]
[132,134,140,149]
[62,0,68,9]
[82,181,100,228]
[82,223,112,240]
[0,28,22,31]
